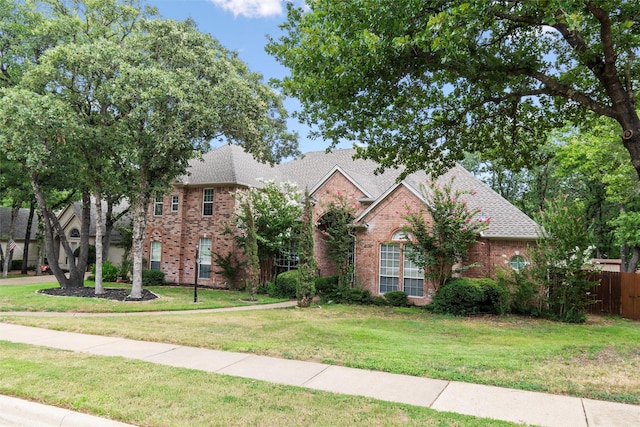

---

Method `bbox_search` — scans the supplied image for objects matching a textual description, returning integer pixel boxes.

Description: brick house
[145,144,539,305]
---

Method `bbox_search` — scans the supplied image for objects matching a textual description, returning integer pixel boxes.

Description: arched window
[70,228,80,238]
[510,255,526,271]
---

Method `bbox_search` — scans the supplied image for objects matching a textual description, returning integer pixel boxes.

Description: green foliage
[296,190,316,307]
[91,261,119,283]
[318,195,356,288]
[213,251,246,290]
[430,278,508,316]
[271,269,299,299]
[233,181,302,283]
[383,291,409,307]
[142,269,166,287]
[403,176,489,292]
[371,296,389,306]
[74,244,96,266]
[322,286,372,305]
[268,1,640,182]
[243,202,260,300]
[314,275,339,295]
[495,268,542,317]
[529,196,600,323]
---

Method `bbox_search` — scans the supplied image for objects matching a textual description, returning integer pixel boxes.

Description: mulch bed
[39,287,158,302]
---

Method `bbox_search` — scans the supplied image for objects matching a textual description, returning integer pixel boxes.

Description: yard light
[194,242,200,303]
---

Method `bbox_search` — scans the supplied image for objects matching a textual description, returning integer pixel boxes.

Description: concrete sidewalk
[2,323,639,427]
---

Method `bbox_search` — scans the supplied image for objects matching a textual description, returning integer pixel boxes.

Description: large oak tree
[268,1,640,178]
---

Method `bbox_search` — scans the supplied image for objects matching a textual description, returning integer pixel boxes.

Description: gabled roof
[0,207,38,240]
[180,144,281,188]
[179,144,540,240]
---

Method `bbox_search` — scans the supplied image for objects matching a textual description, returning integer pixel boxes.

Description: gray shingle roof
[0,207,38,240]
[180,144,281,188]
[179,144,539,239]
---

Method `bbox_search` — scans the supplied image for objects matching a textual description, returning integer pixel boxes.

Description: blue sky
[145,0,343,155]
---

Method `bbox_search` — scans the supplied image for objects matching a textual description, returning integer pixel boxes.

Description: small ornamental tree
[297,189,316,307]
[318,195,356,288]
[529,195,599,323]
[243,201,260,301]
[233,180,302,283]
[403,176,490,292]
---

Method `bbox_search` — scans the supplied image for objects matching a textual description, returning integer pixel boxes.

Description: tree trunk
[30,175,88,288]
[94,192,105,294]
[21,201,35,275]
[129,194,149,299]
[2,205,19,279]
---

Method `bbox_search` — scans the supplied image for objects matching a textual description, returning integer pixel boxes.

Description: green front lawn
[2,283,639,405]
[1,341,516,427]
[0,281,287,312]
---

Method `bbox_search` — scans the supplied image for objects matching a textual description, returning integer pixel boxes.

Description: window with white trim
[202,189,213,216]
[379,231,424,297]
[379,244,400,293]
[150,241,161,270]
[403,247,424,297]
[154,196,163,216]
[171,195,179,212]
[198,237,212,279]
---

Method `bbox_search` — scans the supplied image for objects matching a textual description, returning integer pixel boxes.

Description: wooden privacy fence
[589,271,640,320]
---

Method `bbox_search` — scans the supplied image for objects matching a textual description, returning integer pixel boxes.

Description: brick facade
[143,154,536,306]
[144,185,243,286]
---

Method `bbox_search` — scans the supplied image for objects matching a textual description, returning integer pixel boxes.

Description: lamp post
[194,242,200,303]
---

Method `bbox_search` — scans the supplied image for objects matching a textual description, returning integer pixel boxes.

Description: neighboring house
[145,144,539,305]
[55,200,130,269]
[0,206,39,267]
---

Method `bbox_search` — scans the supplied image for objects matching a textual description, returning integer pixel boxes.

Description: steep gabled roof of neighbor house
[180,145,540,240]
[179,143,281,188]
[65,199,130,242]
[0,207,38,240]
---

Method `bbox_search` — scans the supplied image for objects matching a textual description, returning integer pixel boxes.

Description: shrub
[270,270,298,299]
[90,261,119,282]
[384,291,409,307]
[496,267,542,316]
[213,252,246,290]
[371,295,388,306]
[324,286,371,305]
[431,278,508,316]
[315,275,339,295]
[142,269,166,286]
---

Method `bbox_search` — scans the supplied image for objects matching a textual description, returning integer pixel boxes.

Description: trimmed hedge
[315,275,339,295]
[142,269,166,286]
[431,278,508,316]
[270,270,299,299]
[384,291,409,307]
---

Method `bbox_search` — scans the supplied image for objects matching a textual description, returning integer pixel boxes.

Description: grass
[0,281,287,312]
[1,281,639,424]
[2,293,639,405]
[0,342,518,426]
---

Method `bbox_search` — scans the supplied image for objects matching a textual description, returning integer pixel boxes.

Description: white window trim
[202,188,214,216]
[171,195,179,212]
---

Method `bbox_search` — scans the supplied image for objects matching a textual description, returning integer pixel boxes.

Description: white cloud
[208,0,284,18]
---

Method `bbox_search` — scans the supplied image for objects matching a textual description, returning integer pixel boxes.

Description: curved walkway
[1,279,639,426]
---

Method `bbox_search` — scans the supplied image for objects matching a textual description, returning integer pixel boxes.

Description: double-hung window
[379,244,400,293]
[150,241,161,270]
[202,189,214,216]
[379,232,424,297]
[154,196,163,216]
[171,195,179,212]
[198,237,212,279]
